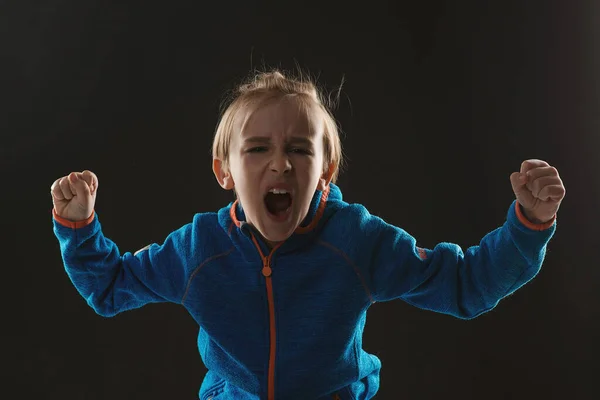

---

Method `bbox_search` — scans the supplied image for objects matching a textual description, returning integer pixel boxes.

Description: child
[51,70,565,400]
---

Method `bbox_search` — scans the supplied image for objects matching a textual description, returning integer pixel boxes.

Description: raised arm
[51,171,199,317]
[365,159,565,319]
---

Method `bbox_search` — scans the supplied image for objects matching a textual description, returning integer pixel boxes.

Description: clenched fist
[510,159,566,224]
[51,170,98,222]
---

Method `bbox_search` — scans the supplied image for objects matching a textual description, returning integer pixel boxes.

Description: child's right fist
[51,170,98,222]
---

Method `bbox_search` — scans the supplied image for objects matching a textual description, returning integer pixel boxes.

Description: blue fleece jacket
[52,183,555,400]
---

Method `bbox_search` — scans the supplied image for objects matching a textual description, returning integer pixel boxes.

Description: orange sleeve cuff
[515,202,556,231]
[52,208,96,229]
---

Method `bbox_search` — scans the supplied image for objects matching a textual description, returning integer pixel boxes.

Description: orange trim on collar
[230,199,242,228]
[295,185,329,234]
[228,185,331,234]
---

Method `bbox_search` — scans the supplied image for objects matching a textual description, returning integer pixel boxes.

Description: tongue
[265,193,292,215]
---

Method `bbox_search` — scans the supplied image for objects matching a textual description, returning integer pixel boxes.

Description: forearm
[452,201,556,317]
[53,212,174,317]
[369,201,556,319]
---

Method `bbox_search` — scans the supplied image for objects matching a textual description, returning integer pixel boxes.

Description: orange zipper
[251,234,282,400]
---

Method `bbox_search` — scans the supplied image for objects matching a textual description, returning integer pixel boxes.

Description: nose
[270,150,292,174]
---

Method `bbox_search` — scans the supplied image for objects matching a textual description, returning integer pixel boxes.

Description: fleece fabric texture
[52,183,555,400]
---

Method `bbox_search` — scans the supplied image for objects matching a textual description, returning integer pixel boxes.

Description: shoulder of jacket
[323,202,381,237]
[190,211,234,249]
[331,202,375,222]
[191,211,219,226]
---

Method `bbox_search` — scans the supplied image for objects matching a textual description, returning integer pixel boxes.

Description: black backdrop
[3,1,599,399]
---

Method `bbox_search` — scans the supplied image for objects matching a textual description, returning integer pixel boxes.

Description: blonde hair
[212,69,344,183]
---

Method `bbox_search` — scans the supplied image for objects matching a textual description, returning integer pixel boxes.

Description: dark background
[3,1,599,399]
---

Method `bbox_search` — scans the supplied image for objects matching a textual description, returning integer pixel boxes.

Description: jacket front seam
[317,240,375,304]
[181,247,235,304]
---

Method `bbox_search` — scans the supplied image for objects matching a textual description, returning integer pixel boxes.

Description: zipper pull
[262,259,272,277]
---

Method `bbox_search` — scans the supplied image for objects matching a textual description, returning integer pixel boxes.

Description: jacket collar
[217,183,344,256]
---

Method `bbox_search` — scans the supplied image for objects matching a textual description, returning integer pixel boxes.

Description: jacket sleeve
[363,201,556,319]
[52,209,201,317]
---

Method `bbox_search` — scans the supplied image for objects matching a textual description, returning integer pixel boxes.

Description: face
[214,97,332,245]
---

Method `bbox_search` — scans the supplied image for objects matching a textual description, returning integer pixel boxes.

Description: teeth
[269,188,288,194]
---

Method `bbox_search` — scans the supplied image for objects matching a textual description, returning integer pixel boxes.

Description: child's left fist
[510,159,566,224]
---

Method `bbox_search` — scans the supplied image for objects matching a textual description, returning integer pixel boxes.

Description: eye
[247,146,268,153]
[289,148,312,155]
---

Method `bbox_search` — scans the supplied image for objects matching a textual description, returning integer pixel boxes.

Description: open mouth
[264,189,293,221]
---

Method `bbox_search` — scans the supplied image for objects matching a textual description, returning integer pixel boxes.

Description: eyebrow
[243,136,314,146]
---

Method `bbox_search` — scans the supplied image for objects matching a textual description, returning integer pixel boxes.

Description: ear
[317,162,335,191]
[213,158,235,190]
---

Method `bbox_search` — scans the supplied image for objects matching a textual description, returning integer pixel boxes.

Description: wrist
[515,202,556,231]
[521,207,546,224]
